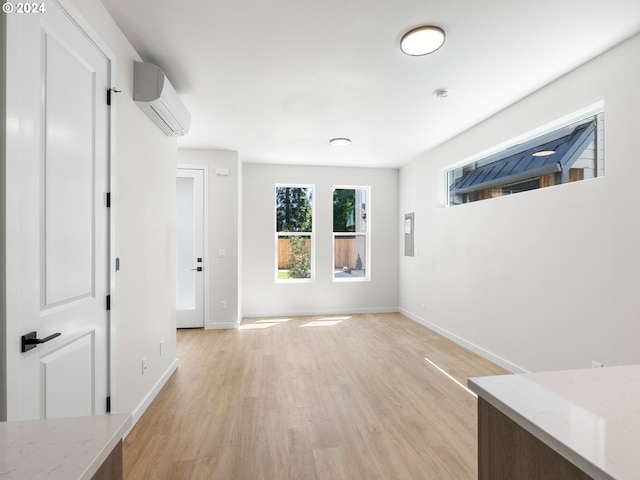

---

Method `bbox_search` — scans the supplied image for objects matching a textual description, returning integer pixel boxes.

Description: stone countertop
[0,413,131,480]
[469,365,640,480]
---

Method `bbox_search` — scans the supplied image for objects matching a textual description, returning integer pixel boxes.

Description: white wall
[243,164,399,317]
[0,10,6,419]
[399,32,640,373]
[67,0,178,420]
[177,149,241,327]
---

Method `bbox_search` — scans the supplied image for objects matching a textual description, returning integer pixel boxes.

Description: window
[275,185,314,281]
[447,113,604,205]
[333,186,370,281]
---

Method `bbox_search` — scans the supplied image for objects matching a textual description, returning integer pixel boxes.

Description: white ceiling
[100,0,640,168]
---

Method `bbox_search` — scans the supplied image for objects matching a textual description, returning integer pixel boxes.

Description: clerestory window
[447,113,604,205]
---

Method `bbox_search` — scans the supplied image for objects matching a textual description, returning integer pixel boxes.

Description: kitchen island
[0,413,131,479]
[469,365,640,480]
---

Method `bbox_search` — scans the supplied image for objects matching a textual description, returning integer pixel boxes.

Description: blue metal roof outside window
[450,120,595,195]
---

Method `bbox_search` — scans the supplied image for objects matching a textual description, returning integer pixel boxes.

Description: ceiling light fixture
[330,138,351,147]
[400,25,445,56]
[532,150,556,157]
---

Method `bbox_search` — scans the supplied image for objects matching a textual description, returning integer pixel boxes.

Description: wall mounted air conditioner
[133,62,191,136]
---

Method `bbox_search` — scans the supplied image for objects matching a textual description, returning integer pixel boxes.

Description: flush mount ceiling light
[329,138,351,147]
[400,25,445,56]
[533,150,556,157]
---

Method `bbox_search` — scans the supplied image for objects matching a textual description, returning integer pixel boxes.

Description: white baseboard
[124,358,179,437]
[242,306,399,319]
[399,308,527,374]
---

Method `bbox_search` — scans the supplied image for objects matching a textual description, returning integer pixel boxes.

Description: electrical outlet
[220,300,227,310]
[592,360,603,368]
[142,357,149,375]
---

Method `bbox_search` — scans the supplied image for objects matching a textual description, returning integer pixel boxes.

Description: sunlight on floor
[300,320,342,327]
[239,317,351,329]
[300,316,351,328]
[425,357,477,398]
[239,323,277,330]
[239,318,292,330]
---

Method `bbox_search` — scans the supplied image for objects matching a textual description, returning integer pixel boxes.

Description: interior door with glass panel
[176,169,205,328]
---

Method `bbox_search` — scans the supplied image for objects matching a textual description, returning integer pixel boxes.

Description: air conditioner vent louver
[133,62,191,136]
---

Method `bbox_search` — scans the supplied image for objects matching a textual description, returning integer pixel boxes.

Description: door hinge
[106,396,111,413]
[106,192,111,207]
[106,87,121,106]
[106,295,111,311]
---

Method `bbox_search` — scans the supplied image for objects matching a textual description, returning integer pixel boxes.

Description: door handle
[21,331,61,353]
[191,267,203,271]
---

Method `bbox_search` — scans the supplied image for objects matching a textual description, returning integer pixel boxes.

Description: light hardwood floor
[123,313,508,479]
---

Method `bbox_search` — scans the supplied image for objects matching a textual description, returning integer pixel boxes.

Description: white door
[176,169,205,328]
[4,1,110,420]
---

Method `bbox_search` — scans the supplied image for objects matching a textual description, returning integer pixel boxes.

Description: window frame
[332,185,371,282]
[275,184,315,283]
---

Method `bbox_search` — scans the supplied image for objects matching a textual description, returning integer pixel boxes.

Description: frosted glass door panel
[176,177,195,310]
